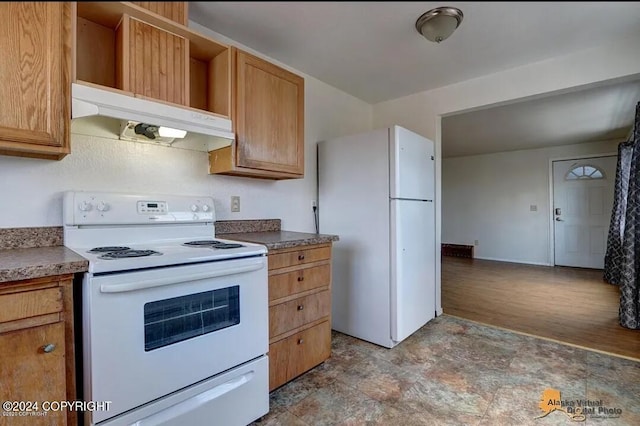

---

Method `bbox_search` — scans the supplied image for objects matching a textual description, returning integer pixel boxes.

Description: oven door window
[144,286,240,351]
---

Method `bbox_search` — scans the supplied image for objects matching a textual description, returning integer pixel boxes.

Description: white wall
[372,36,640,313]
[442,140,620,266]
[0,26,372,230]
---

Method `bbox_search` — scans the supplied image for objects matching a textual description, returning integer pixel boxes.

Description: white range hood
[71,83,234,152]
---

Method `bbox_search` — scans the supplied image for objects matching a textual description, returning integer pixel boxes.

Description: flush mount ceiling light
[415,6,464,43]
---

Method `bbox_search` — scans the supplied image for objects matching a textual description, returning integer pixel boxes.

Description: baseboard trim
[473,256,552,267]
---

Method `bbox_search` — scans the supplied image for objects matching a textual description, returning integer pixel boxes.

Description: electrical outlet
[474,240,479,246]
[230,196,240,212]
[311,200,317,209]
[530,204,538,212]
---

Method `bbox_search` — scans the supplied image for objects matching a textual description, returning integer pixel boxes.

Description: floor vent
[442,244,474,258]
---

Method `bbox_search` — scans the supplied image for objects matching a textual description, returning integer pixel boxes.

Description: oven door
[83,255,268,424]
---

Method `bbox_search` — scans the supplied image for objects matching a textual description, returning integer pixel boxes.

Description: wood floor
[442,257,640,361]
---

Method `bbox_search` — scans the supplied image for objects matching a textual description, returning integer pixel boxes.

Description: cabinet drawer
[269,264,330,302]
[268,246,331,270]
[269,290,330,337]
[0,288,62,324]
[269,321,331,391]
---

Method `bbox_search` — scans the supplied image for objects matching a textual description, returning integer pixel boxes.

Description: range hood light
[158,126,187,139]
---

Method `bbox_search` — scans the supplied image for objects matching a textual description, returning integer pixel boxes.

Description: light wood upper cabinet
[131,2,188,25]
[76,2,230,118]
[0,2,71,160]
[209,49,305,180]
[117,16,190,106]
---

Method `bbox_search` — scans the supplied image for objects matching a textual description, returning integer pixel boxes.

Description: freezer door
[389,126,434,200]
[390,199,435,343]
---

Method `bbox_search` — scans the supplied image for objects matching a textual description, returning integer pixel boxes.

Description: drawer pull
[297,276,305,282]
[297,305,304,311]
[298,254,305,261]
[42,343,56,353]
[297,338,304,345]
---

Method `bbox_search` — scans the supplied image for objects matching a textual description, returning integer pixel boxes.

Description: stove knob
[201,204,210,212]
[97,201,110,212]
[191,204,199,212]
[78,201,92,212]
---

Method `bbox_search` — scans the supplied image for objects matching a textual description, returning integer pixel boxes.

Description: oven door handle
[133,371,255,426]
[100,259,265,293]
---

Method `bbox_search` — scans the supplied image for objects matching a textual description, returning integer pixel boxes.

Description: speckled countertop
[0,220,335,282]
[221,231,339,250]
[0,246,89,284]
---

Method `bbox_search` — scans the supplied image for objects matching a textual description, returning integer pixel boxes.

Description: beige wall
[372,35,640,313]
[442,140,620,266]
[0,24,373,230]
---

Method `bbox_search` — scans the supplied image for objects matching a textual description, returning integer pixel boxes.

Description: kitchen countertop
[0,246,89,284]
[222,231,339,250]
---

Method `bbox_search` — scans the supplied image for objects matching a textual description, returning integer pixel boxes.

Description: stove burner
[99,250,162,259]
[89,246,131,253]
[184,240,245,249]
[183,240,220,246]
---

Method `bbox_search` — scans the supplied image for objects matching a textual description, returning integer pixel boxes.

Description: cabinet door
[118,16,189,106]
[0,2,71,160]
[0,322,67,425]
[235,50,304,175]
[131,2,188,25]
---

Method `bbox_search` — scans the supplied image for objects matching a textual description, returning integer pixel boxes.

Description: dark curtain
[604,102,640,329]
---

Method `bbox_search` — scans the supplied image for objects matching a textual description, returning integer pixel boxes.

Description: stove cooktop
[69,237,266,274]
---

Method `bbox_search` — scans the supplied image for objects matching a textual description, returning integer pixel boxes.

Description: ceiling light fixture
[415,6,464,43]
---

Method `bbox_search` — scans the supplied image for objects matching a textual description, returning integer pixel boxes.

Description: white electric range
[63,191,269,426]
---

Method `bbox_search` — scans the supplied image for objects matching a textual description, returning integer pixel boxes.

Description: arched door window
[565,164,604,180]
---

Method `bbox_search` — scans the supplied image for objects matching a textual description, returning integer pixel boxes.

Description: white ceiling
[189,2,640,156]
[442,78,640,158]
[190,2,640,104]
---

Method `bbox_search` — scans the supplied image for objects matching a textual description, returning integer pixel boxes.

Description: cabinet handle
[297,338,304,345]
[297,305,304,311]
[298,254,305,261]
[42,344,56,353]
[297,275,305,282]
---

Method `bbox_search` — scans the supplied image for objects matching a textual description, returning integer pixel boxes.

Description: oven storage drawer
[101,356,268,426]
[269,321,331,390]
[268,246,331,270]
[269,290,330,338]
[268,264,330,302]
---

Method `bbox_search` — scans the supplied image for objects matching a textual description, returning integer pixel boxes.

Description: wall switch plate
[530,205,538,212]
[230,196,240,212]
[474,240,479,246]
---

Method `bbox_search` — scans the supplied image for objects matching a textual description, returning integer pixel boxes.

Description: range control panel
[137,201,168,214]
[64,191,215,225]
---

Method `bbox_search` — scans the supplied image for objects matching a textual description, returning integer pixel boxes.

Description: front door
[553,156,617,268]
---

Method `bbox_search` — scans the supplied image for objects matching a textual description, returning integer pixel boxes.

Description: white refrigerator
[318,125,435,348]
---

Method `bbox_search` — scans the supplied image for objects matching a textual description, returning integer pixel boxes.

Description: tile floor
[256,315,640,425]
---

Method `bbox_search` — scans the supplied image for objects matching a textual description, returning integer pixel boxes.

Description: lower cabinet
[0,275,76,425]
[268,244,332,391]
[269,321,331,389]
